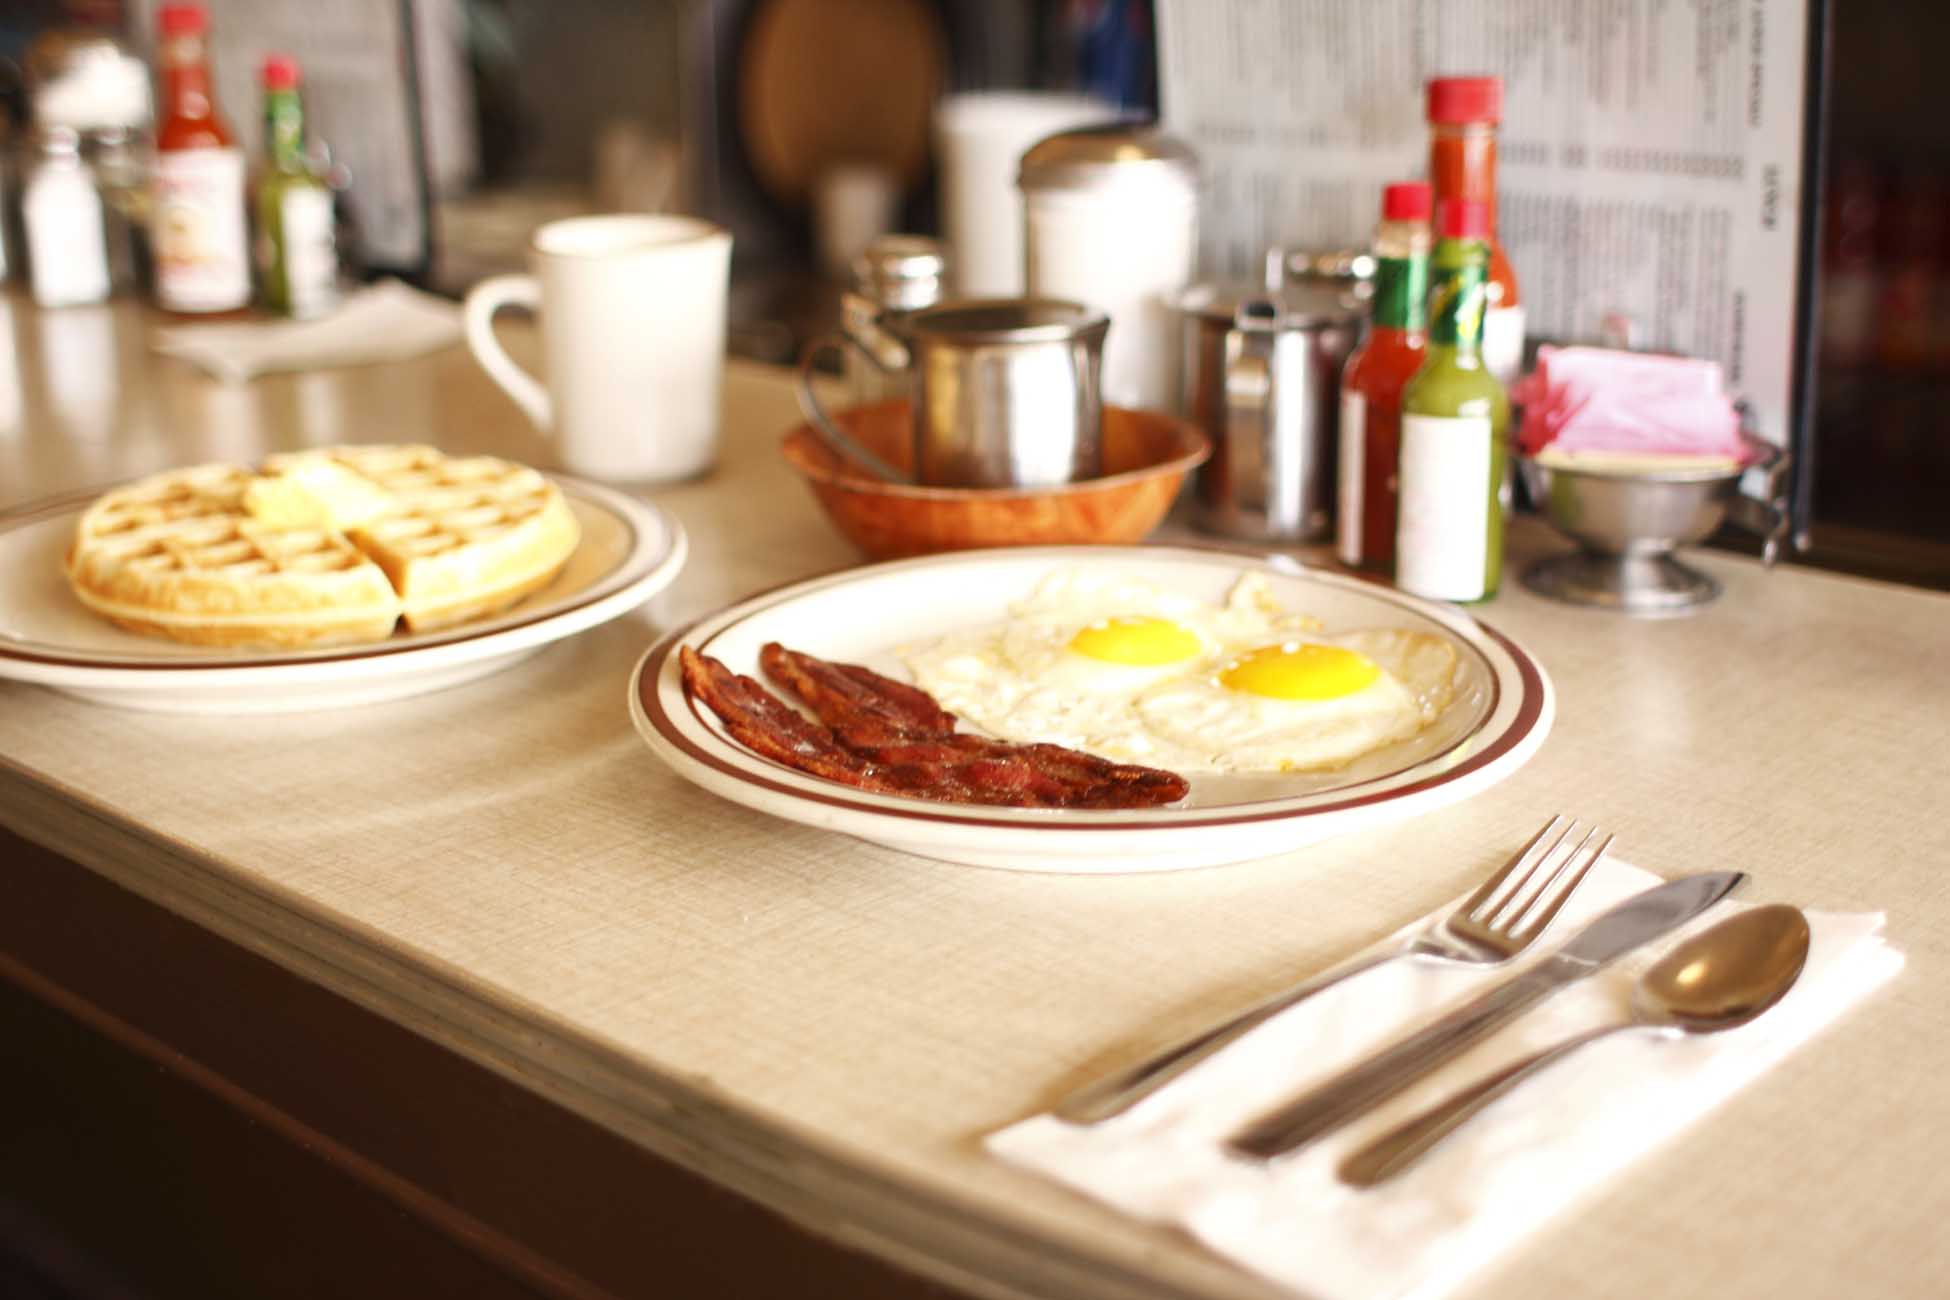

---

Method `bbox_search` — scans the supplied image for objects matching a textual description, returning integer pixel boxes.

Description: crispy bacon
[759,643,958,736]
[679,645,901,794]
[679,642,1189,810]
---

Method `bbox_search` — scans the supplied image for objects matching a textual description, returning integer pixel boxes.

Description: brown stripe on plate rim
[636,558,1545,831]
[0,477,651,671]
[650,628,1529,831]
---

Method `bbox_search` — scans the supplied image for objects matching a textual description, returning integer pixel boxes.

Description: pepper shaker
[842,235,950,407]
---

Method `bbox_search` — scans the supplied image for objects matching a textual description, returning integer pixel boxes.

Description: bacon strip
[679,645,901,794]
[759,643,957,736]
[680,641,1189,810]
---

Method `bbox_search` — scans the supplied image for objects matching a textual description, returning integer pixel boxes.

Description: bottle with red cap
[255,53,339,318]
[1427,75,1523,388]
[1396,198,1510,603]
[152,3,252,314]
[1337,180,1432,572]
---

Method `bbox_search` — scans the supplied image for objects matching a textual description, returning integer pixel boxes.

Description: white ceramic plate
[0,476,686,713]
[629,546,1552,873]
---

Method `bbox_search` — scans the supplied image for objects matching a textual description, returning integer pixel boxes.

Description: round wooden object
[737,0,948,207]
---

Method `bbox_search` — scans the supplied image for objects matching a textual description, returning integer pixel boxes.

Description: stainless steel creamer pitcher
[797,297,1110,488]
[1178,278,1365,541]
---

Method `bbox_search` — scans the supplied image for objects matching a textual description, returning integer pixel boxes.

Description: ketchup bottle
[152,3,252,315]
[1337,181,1431,572]
[1427,76,1523,389]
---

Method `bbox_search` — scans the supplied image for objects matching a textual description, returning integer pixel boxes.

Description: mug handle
[464,274,552,430]
[795,334,912,484]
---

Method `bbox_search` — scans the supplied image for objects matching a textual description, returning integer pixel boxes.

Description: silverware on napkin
[1225,869,1747,1162]
[1054,816,1613,1124]
[1338,903,1810,1185]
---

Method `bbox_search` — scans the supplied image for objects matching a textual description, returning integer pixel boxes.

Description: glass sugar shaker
[843,235,950,406]
[1019,123,1199,413]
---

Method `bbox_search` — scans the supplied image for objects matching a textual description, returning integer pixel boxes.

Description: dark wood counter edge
[0,754,1279,1300]
[2,825,968,1299]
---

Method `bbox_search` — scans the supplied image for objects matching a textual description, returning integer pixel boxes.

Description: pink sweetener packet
[1516,346,1744,459]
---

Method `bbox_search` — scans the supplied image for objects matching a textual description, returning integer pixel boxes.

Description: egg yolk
[1067,616,1204,666]
[1220,642,1381,700]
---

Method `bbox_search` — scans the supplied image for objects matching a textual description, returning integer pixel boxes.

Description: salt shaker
[1018,123,1199,412]
[842,235,950,406]
[23,125,113,307]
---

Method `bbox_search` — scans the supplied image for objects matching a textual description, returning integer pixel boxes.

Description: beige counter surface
[2,293,1946,1300]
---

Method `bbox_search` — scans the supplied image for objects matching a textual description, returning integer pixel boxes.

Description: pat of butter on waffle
[65,445,581,649]
[243,459,397,530]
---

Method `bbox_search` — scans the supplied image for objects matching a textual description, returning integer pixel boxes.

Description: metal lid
[852,234,948,293]
[30,123,84,157]
[1285,248,1377,284]
[851,236,949,313]
[901,297,1109,345]
[1177,279,1368,330]
[1017,122,1199,193]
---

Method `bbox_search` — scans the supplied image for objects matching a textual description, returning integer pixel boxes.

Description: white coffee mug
[464,214,732,482]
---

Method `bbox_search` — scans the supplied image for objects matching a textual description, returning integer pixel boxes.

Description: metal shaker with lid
[1019,123,1198,413]
[1178,275,1367,541]
[842,234,950,405]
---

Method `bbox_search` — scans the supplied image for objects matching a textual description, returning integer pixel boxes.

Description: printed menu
[1156,0,1813,447]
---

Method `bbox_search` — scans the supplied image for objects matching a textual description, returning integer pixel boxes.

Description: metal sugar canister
[842,235,950,406]
[1178,274,1367,542]
[1018,123,1199,413]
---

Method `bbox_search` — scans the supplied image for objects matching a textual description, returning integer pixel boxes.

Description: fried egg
[1133,628,1457,772]
[901,570,1243,760]
[897,568,1455,773]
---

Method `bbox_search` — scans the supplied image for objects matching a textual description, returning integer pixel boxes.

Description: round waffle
[66,446,581,649]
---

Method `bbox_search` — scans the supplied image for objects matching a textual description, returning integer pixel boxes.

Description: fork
[1049,816,1614,1125]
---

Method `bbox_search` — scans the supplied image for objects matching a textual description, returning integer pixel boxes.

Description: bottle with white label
[1396,199,1510,603]
[23,126,112,308]
[152,3,251,315]
[255,54,340,318]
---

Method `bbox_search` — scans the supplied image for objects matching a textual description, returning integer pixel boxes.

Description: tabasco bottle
[152,3,251,314]
[255,54,340,318]
[1396,199,1509,603]
[1427,76,1523,389]
[1337,181,1431,572]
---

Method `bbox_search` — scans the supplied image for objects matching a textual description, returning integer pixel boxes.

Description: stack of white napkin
[151,280,462,384]
[989,857,1901,1300]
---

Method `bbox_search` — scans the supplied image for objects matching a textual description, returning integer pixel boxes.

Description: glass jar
[23,125,113,307]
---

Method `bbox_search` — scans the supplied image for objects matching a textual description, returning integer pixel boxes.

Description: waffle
[66,446,581,649]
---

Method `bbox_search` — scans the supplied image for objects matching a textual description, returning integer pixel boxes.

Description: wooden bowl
[781,401,1210,560]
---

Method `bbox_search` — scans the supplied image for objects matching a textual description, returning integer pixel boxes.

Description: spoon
[1338,903,1811,1187]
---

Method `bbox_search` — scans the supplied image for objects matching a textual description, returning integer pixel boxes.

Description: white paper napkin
[150,280,463,383]
[988,858,1903,1300]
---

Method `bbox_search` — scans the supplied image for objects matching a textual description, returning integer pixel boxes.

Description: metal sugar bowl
[1177,276,1366,542]
[1518,434,1792,615]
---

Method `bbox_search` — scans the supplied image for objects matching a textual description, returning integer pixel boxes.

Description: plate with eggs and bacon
[630,546,1551,872]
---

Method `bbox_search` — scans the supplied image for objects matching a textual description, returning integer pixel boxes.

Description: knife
[1224,870,1745,1161]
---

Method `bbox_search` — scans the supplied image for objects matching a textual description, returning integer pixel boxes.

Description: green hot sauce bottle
[1396,198,1510,602]
[255,53,339,319]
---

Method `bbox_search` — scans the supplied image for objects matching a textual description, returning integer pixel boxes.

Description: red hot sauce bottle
[152,3,252,315]
[1428,76,1523,390]
[1337,180,1432,572]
